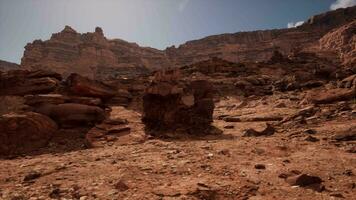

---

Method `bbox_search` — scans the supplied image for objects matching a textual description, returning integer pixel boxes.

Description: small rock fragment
[224,125,234,129]
[23,171,41,182]
[255,164,266,170]
[304,129,317,134]
[304,135,320,142]
[115,180,129,192]
[243,123,275,137]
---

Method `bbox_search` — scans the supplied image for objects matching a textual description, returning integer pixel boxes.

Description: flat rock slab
[224,115,283,122]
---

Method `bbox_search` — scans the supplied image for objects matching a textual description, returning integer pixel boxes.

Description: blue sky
[0,0,355,63]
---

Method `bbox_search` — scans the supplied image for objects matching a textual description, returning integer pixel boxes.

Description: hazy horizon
[1,0,355,64]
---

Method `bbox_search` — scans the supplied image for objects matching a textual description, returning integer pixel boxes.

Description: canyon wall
[20,6,356,80]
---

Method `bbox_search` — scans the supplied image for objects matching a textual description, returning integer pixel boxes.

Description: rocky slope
[20,6,356,80]
[0,60,19,71]
[319,20,356,67]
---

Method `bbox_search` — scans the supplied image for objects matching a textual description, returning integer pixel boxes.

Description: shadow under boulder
[142,70,216,137]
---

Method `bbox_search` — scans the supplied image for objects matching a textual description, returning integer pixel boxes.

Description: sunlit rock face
[165,6,356,67]
[21,26,171,80]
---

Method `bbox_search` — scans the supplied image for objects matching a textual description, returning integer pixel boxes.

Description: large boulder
[66,73,116,99]
[0,70,61,96]
[35,103,106,127]
[306,88,355,104]
[142,70,214,135]
[0,112,57,155]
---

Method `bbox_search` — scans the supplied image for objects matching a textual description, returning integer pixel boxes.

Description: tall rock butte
[21,26,171,79]
[21,6,356,80]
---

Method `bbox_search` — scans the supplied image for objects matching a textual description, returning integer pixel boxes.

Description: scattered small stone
[115,180,129,192]
[49,188,61,199]
[283,159,291,163]
[304,129,317,134]
[79,196,88,200]
[224,125,234,129]
[23,171,41,182]
[243,123,275,137]
[346,146,356,153]
[343,169,353,176]
[207,153,214,159]
[304,135,320,142]
[254,164,266,170]
[218,149,231,156]
[330,193,345,198]
[278,173,289,179]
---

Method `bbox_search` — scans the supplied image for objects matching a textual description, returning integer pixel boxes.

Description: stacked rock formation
[0,69,135,156]
[142,69,215,135]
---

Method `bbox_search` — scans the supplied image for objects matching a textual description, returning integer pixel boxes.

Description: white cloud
[178,0,190,12]
[287,21,304,28]
[330,0,356,10]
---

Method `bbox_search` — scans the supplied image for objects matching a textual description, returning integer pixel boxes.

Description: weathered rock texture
[319,20,356,67]
[0,70,61,96]
[142,70,214,134]
[20,6,356,79]
[0,112,57,155]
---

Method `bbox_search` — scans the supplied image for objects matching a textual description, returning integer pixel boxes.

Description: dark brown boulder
[142,70,214,135]
[286,174,324,192]
[66,73,116,99]
[35,103,106,127]
[0,112,57,155]
[0,70,61,96]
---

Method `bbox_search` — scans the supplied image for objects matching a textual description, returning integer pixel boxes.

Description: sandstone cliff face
[21,6,356,79]
[166,6,356,67]
[0,60,19,72]
[166,29,321,66]
[21,26,170,80]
